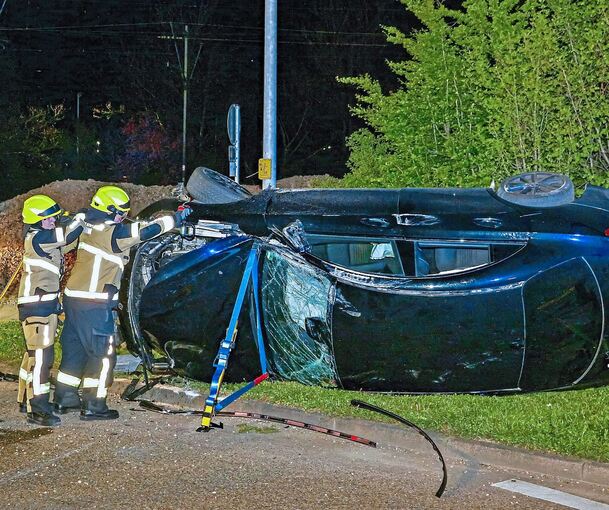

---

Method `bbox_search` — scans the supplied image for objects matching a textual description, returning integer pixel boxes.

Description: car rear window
[413,241,524,276]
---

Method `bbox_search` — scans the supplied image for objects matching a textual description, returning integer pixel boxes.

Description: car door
[328,239,527,393]
[520,257,604,390]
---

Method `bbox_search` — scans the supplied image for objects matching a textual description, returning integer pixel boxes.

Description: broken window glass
[261,248,339,387]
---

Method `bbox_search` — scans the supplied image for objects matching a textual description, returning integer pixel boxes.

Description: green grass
[1,318,607,462]
[172,376,609,463]
[0,320,28,367]
[0,320,62,369]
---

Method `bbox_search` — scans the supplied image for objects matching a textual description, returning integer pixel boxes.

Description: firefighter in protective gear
[55,185,192,420]
[17,195,84,427]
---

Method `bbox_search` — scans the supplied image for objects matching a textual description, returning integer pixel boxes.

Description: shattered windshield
[261,249,339,387]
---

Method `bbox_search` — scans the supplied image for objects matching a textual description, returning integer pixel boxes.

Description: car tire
[496,172,574,208]
[186,167,251,204]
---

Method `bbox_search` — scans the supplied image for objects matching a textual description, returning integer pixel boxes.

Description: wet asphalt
[1,381,608,510]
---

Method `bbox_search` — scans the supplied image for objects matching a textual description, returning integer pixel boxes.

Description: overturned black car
[118,168,609,394]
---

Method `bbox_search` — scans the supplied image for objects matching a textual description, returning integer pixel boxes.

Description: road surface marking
[493,479,609,510]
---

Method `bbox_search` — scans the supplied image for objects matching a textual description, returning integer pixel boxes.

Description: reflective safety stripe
[77,241,124,295]
[64,288,118,301]
[55,227,65,243]
[131,222,139,238]
[159,216,175,232]
[20,258,61,303]
[18,295,37,304]
[24,258,61,275]
[78,243,124,267]
[32,349,43,395]
[17,292,59,304]
[68,213,85,230]
[89,255,102,292]
[39,382,51,394]
[57,371,81,387]
[83,377,99,388]
[19,368,32,382]
[43,324,51,347]
[97,358,110,398]
[23,262,31,297]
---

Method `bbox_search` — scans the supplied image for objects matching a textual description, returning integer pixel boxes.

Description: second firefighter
[54,185,191,419]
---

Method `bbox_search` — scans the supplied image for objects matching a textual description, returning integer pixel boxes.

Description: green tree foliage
[0,105,66,200]
[337,0,609,189]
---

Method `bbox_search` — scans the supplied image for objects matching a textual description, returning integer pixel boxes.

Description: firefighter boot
[80,396,119,421]
[54,392,82,414]
[27,395,60,426]
[27,411,61,427]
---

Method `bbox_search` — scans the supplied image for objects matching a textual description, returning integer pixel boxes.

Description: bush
[338,0,609,189]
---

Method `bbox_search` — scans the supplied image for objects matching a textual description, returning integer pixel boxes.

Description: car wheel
[186,167,251,204]
[496,172,574,208]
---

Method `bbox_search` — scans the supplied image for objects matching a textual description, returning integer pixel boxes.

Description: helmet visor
[39,203,63,219]
[109,203,130,215]
[113,200,130,212]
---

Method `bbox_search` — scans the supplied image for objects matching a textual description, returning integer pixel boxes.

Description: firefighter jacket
[17,214,85,320]
[64,210,179,303]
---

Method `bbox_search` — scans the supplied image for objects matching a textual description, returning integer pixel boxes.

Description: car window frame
[305,234,528,281]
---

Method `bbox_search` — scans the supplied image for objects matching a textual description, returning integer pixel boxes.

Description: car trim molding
[570,257,605,386]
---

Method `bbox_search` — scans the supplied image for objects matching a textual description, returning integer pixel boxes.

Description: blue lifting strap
[199,243,269,430]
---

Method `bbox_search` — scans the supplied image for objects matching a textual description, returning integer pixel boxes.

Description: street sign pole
[227,104,241,183]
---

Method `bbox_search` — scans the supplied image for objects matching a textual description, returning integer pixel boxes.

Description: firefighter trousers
[55,298,117,411]
[18,314,57,414]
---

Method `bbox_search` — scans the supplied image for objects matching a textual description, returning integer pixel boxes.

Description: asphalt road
[1,381,608,510]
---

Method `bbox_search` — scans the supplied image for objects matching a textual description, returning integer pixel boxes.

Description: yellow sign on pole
[258,158,271,180]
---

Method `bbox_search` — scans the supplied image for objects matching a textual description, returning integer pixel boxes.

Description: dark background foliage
[0,0,416,199]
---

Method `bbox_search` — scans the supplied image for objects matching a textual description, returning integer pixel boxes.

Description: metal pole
[262,0,277,189]
[182,25,189,186]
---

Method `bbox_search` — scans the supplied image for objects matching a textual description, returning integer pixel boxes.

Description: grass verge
[171,376,609,463]
[1,319,607,462]
[0,320,62,369]
[0,320,27,367]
